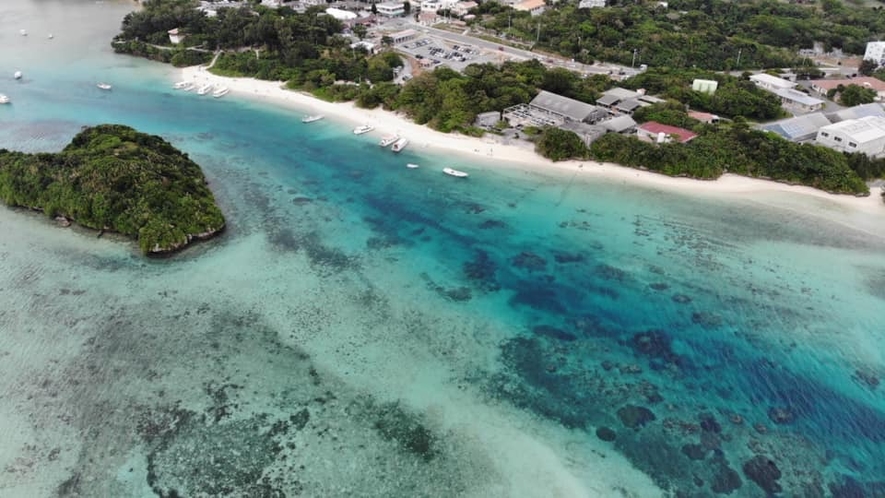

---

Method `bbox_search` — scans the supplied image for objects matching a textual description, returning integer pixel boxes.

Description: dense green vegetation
[833,84,878,106]
[535,127,590,161]
[0,125,225,254]
[589,122,872,195]
[475,0,885,70]
[620,68,785,121]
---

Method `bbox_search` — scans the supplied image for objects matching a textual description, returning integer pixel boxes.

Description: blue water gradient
[2,1,885,496]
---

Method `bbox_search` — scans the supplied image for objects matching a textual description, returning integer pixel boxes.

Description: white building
[326,7,358,21]
[167,28,184,45]
[514,0,546,16]
[578,0,606,8]
[450,1,477,16]
[815,116,885,155]
[692,79,718,94]
[749,73,796,92]
[376,2,406,16]
[421,0,442,11]
[864,41,885,66]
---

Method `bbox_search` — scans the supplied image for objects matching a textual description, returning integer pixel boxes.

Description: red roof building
[637,121,698,143]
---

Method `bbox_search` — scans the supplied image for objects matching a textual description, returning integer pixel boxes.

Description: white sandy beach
[180,66,885,235]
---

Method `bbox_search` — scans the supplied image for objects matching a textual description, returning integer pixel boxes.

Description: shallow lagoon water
[1,1,885,496]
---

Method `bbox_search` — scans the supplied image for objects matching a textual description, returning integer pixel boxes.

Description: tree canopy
[0,125,225,255]
[474,0,885,70]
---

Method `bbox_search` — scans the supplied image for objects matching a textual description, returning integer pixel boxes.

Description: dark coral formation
[511,251,547,272]
[616,405,656,430]
[742,455,782,494]
[595,426,617,442]
[462,250,500,292]
[371,402,437,462]
[146,416,284,497]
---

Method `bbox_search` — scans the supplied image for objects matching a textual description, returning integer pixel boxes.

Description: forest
[0,125,225,255]
[474,0,885,70]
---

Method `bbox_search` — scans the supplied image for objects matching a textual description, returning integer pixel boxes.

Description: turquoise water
[2,1,885,496]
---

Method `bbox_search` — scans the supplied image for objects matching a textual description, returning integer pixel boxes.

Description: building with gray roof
[527,90,607,123]
[596,87,642,110]
[816,116,885,155]
[770,87,825,112]
[761,112,832,142]
[615,98,644,114]
[600,115,637,133]
[827,103,885,123]
[560,121,607,146]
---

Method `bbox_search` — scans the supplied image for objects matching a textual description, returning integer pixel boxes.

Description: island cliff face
[0,124,225,255]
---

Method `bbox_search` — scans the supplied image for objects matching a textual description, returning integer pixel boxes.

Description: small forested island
[0,125,225,255]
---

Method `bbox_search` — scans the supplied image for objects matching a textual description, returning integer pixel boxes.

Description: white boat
[406,163,420,169]
[197,83,213,95]
[181,82,196,91]
[302,115,324,123]
[443,167,469,178]
[353,124,374,135]
[19,29,27,36]
[97,83,112,90]
[173,81,189,89]
[379,135,399,147]
[391,137,409,152]
[0,94,10,104]
[48,34,53,39]
[212,86,229,98]
[13,71,22,80]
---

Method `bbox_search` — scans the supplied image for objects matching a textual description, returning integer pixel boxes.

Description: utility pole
[632,48,638,68]
[536,22,541,43]
[736,48,742,67]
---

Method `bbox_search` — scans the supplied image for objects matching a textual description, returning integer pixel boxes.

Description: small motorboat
[391,137,409,152]
[173,81,189,89]
[406,163,420,169]
[0,94,10,104]
[302,115,324,123]
[353,124,374,135]
[19,29,27,36]
[14,71,22,80]
[379,135,399,147]
[197,83,213,95]
[97,83,112,90]
[181,81,196,91]
[48,34,54,39]
[443,167,468,178]
[212,86,229,98]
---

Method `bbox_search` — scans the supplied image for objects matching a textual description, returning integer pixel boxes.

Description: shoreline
[177,65,885,236]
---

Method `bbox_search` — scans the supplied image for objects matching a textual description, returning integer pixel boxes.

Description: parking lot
[396,36,504,73]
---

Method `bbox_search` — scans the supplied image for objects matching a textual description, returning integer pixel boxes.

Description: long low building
[815,115,885,155]
[761,112,832,142]
[503,90,608,126]
[769,87,825,112]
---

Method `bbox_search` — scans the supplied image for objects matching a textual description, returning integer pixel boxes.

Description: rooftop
[811,76,885,92]
[749,73,796,89]
[761,112,831,141]
[827,103,885,123]
[515,0,546,9]
[638,121,697,143]
[770,87,824,107]
[530,90,603,122]
[602,87,642,100]
[819,115,885,144]
[601,115,637,132]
